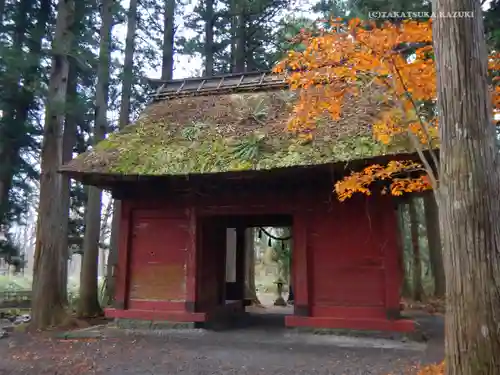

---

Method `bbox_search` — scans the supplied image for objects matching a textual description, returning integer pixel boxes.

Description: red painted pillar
[292,213,310,317]
[185,207,198,312]
[114,201,132,310]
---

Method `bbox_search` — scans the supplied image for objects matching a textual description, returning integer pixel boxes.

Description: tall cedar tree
[204,0,215,75]
[408,197,424,302]
[108,0,139,303]
[77,0,115,317]
[423,191,445,297]
[31,0,75,329]
[161,0,175,80]
[433,0,500,372]
[59,0,88,300]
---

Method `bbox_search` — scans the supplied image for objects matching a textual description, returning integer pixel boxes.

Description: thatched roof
[61,78,414,178]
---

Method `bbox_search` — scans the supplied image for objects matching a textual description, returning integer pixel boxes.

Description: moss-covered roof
[61,88,414,177]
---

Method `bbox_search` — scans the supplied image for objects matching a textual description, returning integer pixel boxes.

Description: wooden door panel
[128,213,188,302]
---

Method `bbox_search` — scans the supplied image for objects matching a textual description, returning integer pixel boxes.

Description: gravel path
[0,321,443,375]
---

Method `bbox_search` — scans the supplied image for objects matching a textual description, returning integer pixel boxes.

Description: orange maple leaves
[274,19,438,143]
[417,361,445,375]
[388,361,444,375]
[334,160,431,201]
[275,18,500,200]
[490,52,500,110]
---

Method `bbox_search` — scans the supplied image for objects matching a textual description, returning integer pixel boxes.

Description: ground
[0,312,443,375]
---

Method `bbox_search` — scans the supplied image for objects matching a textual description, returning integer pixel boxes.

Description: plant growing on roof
[230,131,267,162]
[233,94,270,124]
[181,121,207,141]
[250,98,269,122]
[276,90,297,106]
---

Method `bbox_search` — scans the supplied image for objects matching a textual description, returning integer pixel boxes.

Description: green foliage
[346,0,431,21]
[0,0,49,231]
[230,132,267,162]
[249,98,270,121]
[485,0,500,51]
[312,0,349,19]
[67,276,109,311]
[181,122,207,141]
[178,0,296,73]
[0,232,25,270]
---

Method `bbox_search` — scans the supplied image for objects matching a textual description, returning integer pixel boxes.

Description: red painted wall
[307,196,400,319]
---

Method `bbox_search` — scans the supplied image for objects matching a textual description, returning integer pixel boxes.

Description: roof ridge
[147,70,288,102]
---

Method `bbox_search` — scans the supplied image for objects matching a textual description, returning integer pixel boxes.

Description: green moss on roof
[61,90,412,176]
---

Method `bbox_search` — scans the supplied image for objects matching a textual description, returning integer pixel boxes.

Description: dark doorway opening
[196,214,293,330]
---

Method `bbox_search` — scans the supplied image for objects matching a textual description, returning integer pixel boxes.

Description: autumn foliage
[417,361,445,375]
[274,18,500,200]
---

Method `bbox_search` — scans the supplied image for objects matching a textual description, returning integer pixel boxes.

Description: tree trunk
[233,0,246,73]
[59,0,85,300]
[396,203,411,298]
[432,0,500,372]
[107,0,138,302]
[78,185,103,315]
[204,0,214,76]
[229,0,236,71]
[117,0,137,130]
[99,199,113,282]
[244,228,261,305]
[31,0,75,330]
[423,191,445,297]
[245,40,257,71]
[77,0,114,318]
[107,202,120,301]
[408,197,424,302]
[161,0,175,81]
[401,271,412,298]
[59,60,77,298]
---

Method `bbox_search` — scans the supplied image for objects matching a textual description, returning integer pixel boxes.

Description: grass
[0,275,109,311]
[0,275,32,292]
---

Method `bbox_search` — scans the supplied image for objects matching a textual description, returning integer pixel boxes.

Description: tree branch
[349,34,439,188]
[390,57,440,172]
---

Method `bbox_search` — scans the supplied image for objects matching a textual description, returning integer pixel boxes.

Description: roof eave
[58,150,434,190]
